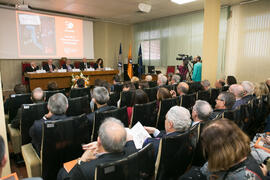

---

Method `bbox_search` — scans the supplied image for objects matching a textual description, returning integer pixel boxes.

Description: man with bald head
[58,118,136,180]
[43,59,56,72]
[229,84,245,109]
[170,82,189,97]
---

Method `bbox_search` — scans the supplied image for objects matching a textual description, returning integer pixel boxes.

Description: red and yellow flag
[127,44,133,79]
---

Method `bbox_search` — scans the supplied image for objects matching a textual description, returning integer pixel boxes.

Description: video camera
[176,54,193,61]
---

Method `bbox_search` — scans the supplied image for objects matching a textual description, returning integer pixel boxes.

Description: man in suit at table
[143,106,192,158]
[43,59,56,72]
[25,61,39,72]
[79,58,90,70]
[62,59,74,72]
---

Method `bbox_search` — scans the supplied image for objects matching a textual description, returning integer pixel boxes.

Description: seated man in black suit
[62,59,74,72]
[57,117,137,180]
[29,93,68,156]
[143,106,192,157]
[79,58,90,70]
[43,59,56,72]
[191,100,213,127]
[87,86,116,124]
[209,91,236,120]
[25,61,39,72]
[11,87,45,129]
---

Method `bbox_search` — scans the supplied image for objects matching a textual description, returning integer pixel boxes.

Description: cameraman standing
[178,60,189,81]
[192,56,202,82]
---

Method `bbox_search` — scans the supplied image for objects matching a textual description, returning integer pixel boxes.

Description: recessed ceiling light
[171,0,196,5]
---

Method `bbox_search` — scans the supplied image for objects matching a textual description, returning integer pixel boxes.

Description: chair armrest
[7,124,21,154]
[21,144,41,177]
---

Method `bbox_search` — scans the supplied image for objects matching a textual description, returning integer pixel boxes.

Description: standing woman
[94,58,104,70]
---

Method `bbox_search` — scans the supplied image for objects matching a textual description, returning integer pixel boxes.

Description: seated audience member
[200,119,265,179]
[0,135,7,177]
[11,87,45,129]
[145,75,153,82]
[215,79,225,89]
[156,87,172,110]
[169,74,180,85]
[43,59,56,72]
[122,81,136,92]
[79,58,90,70]
[201,80,211,91]
[210,92,236,120]
[192,100,213,127]
[93,58,103,70]
[170,82,189,97]
[241,81,255,103]
[143,106,191,157]
[62,59,74,72]
[167,73,173,84]
[25,61,39,72]
[226,75,237,86]
[57,118,137,180]
[111,75,121,92]
[4,84,26,115]
[266,78,270,91]
[157,74,167,87]
[47,81,58,91]
[76,79,85,88]
[138,81,149,89]
[87,87,116,125]
[254,82,270,97]
[29,93,68,155]
[229,84,245,109]
[127,89,149,124]
[130,76,139,83]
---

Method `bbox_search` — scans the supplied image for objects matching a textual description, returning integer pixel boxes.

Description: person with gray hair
[229,84,245,109]
[143,106,192,157]
[157,74,168,86]
[192,100,213,126]
[201,80,211,91]
[241,81,255,103]
[30,93,69,156]
[58,117,137,180]
[87,87,116,125]
[145,74,153,82]
[170,74,180,85]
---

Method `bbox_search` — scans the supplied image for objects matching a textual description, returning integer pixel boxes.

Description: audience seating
[210,88,220,108]
[166,66,175,75]
[91,106,128,141]
[130,101,157,128]
[69,87,91,99]
[119,91,134,107]
[8,93,32,122]
[180,93,196,110]
[113,84,123,93]
[66,95,90,116]
[21,103,48,145]
[22,114,91,180]
[44,89,65,101]
[163,84,176,91]
[197,90,211,103]
[156,97,179,130]
[148,81,157,88]
[221,85,229,92]
[155,125,199,180]
[107,92,120,107]
[144,87,158,102]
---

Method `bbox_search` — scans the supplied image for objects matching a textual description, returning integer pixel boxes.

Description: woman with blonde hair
[200,119,265,179]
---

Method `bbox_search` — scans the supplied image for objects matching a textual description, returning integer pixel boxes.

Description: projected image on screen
[16,11,84,58]
[17,13,56,56]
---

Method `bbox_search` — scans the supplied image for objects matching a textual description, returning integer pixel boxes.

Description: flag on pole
[118,43,122,75]
[137,44,143,78]
[127,44,133,79]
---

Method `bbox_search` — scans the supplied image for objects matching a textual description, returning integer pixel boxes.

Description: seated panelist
[43,59,56,72]
[93,58,104,70]
[79,58,90,70]
[25,61,39,73]
[62,59,74,72]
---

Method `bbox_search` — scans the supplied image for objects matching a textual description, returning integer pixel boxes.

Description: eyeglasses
[216,98,224,101]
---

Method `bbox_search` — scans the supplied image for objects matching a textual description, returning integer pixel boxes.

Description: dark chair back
[41,114,91,180]
[163,85,176,91]
[144,87,158,102]
[113,84,123,94]
[148,81,157,88]
[210,88,220,108]
[130,101,157,128]
[92,106,128,141]
[197,90,211,102]
[70,87,91,99]
[8,93,32,121]
[222,85,229,92]
[156,97,179,130]
[180,93,196,110]
[107,92,120,107]
[66,95,90,116]
[155,127,198,180]
[44,89,65,101]
[21,103,48,145]
[120,91,134,107]
[137,143,155,179]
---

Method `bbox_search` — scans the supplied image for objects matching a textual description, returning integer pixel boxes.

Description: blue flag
[137,44,143,78]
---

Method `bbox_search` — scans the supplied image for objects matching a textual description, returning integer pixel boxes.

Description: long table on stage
[25,70,119,91]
